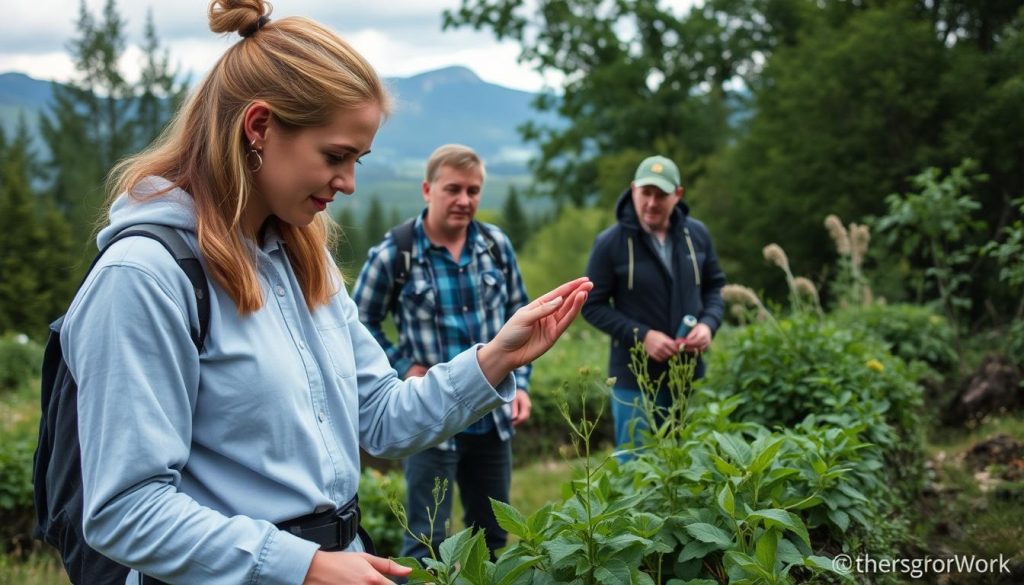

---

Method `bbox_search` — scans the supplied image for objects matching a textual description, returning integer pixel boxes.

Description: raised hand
[477,277,593,387]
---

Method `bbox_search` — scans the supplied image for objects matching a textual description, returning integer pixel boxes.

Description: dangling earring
[247,138,264,173]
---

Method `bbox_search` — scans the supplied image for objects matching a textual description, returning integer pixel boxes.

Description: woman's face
[246,103,382,235]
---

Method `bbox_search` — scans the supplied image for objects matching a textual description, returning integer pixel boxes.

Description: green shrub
[0,416,37,553]
[357,467,406,558]
[0,335,42,394]
[830,303,957,375]
[394,348,908,583]
[704,314,922,446]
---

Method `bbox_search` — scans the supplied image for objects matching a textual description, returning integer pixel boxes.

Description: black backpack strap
[388,218,417,313]
[474,220,506,273]
[102,224,210,352]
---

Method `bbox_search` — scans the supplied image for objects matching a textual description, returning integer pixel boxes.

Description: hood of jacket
[97,177,197,249]
[613,187,690,234]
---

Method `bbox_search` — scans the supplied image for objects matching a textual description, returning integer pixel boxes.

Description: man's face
[631,183,682,232]
[422,165,483,236]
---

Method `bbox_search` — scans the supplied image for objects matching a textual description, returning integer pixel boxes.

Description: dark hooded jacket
[582,188,726,390]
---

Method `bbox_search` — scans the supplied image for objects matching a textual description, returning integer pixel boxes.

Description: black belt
[275,496,368,553]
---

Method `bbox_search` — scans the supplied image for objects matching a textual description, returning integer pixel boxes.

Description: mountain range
[0,66,559,216]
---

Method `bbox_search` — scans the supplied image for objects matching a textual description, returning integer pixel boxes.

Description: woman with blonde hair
[61,1,591,583]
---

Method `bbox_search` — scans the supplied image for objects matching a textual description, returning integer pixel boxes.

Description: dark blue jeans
[401,429,511,561]
[611,386,672,462]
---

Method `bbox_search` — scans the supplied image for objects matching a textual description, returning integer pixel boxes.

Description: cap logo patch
[651,163,663,173]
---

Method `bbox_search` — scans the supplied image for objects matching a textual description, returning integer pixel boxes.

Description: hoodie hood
[97,177,198,249]
[613,187,690,232]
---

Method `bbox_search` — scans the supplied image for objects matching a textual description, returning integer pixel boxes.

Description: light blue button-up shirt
[63,178,515,584]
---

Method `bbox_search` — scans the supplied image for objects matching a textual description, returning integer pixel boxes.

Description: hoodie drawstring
[684,227,701,286]
[627,237,634,291]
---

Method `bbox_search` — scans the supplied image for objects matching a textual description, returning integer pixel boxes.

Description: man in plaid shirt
[351,144,532,559]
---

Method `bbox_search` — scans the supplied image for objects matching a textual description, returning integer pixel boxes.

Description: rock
[945,355,1023,423]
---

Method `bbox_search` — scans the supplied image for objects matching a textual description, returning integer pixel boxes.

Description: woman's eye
[325,153,347,165]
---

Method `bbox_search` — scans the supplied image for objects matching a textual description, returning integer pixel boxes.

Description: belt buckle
[336,505,358,548]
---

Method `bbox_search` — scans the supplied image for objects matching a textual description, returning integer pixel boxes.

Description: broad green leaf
[712,455,743,476]
[439,527,475,565]
[594,559,631,585]
[805,555,841,573]
[747,509,811,547]
[392,557,436,584]
[491,498,530,539]
[749,437,786,474]
[724,550,772,580]
[776,538,804,566]
[527,503,554,534]
[684,522,734,547]
[763,467,799,486]
[543,537,585,566]
[827,508,850,532]
[678,539,720,562]
[718,484,735,516]
[809,453,828,475]
[630,512,665,538]
[460,533,490,584]
[678,580,719,585]
[714,431,753,466]
[837,483,869,502]
[754,529,779,571]
[494,555,543,585]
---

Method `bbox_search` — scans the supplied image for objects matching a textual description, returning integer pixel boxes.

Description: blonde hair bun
[208,0,273,37]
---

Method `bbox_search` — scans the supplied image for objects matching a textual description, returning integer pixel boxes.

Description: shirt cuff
[255,529,320,585]
[455,344,516,407]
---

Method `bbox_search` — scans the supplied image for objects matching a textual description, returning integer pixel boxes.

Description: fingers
[552,281,594,322]
[358,554,412,577]
[535,277,591,306]
[551,289,590,337]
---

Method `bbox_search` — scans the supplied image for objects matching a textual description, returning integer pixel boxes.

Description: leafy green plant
[982,196,1024,319]
[0,416,37,554]
[0,334,42,394]
[357,467,407,557]
[873,159,988,329]
[829,304,957,376]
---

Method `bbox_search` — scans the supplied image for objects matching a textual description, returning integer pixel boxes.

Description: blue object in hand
[676,314,698,338]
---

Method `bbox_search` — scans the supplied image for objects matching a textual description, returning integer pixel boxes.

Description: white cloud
[0,0,553,92]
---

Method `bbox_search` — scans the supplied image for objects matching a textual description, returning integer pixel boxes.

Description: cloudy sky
[1,0,561,92]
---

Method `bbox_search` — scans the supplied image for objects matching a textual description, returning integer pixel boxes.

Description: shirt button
[275,285,286,297]
[318,411,326,422]
[298,341,306,350]
[463,306,468,312]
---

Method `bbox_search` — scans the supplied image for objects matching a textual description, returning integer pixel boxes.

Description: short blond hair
[425,144,486,184]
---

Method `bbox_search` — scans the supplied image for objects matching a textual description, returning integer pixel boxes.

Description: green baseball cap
[633,155,681,194]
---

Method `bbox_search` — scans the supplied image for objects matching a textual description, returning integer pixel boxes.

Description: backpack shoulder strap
[101,224,210,352]
[388,218,417,313]
[474,221,506,272]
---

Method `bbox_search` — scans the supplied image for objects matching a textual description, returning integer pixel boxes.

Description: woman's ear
[243,101,273,148]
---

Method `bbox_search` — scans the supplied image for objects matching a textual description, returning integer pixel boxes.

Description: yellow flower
[866,359,885,373]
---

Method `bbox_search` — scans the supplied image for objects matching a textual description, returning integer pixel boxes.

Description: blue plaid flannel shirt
[352,212,531,450]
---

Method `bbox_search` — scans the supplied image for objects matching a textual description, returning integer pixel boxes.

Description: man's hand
[678,323,713,353]
[643,329,679,362]
[403,363,428,379]
[303,551,411,585]
[510,389,531,427]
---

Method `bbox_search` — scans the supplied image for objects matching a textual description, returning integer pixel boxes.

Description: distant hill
[0,67,560,217]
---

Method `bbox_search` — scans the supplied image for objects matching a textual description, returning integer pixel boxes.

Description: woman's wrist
[477,342,515,388]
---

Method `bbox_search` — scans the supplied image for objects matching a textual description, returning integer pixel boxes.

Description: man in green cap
[582,155,726,459]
